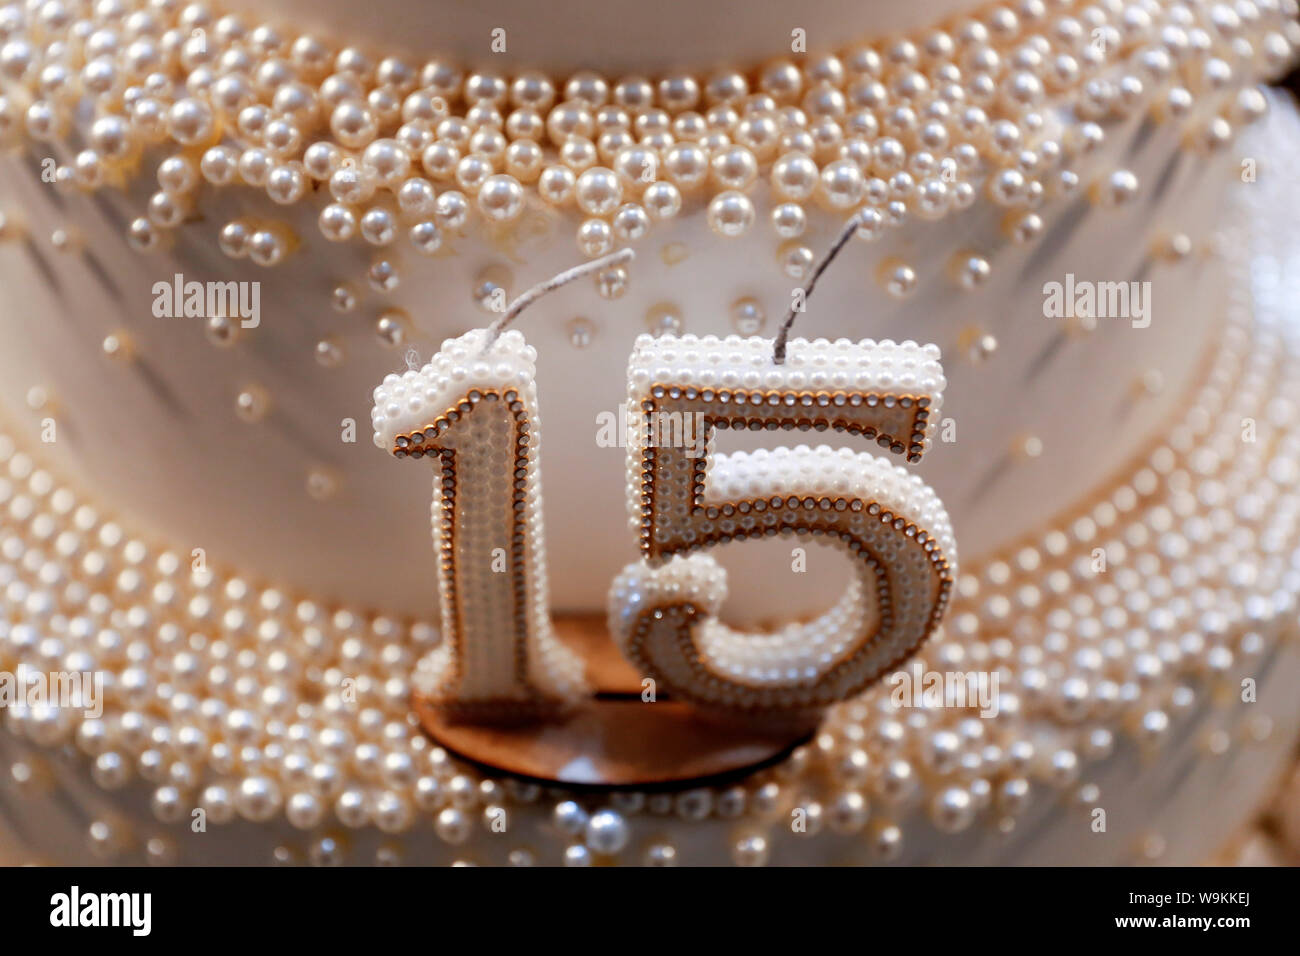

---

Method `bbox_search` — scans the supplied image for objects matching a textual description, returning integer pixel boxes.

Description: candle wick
[771,210,865,366]
[481,247,636,353]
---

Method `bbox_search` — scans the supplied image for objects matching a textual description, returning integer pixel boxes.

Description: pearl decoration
[566,317,595,348]
[477,174,525,222]
[707,191,756,237]
[585,808,631,854]
[375,310,407,347]
[235,386,271,423]
[729,297,766,334]
[0,0,1274,261]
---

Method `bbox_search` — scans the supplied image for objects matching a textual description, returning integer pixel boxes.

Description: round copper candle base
[412,615,816,789]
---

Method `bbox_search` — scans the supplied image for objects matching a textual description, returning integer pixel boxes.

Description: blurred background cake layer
[213,0,980,73]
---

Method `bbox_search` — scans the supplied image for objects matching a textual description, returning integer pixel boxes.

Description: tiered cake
[0,0,1298,865]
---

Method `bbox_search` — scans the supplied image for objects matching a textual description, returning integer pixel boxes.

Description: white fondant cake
[0,0,1297,864]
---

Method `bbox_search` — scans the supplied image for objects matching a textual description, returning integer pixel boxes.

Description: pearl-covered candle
[609,333,956,715]
[372,328,588,722]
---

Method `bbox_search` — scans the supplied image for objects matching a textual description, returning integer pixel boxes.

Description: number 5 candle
[608,333,956,717]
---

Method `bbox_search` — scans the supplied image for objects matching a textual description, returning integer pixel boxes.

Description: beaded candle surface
[373,328,589,723]
[610,334,955,715]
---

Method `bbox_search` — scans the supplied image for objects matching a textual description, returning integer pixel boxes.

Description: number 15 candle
[374,324,955,725]
[373,232,955,726]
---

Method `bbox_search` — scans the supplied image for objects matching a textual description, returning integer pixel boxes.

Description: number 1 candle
[372,327,589,722]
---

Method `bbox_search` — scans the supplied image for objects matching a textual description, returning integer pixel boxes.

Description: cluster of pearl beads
[0,0,1295,273]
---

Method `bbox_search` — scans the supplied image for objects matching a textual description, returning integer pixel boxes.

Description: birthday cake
[0,0,1298,865]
